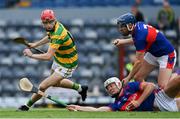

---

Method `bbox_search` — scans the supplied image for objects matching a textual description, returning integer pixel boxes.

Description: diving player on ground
[67,76,180,111]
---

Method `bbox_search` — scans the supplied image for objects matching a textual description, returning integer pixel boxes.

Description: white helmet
[104,77,122,97]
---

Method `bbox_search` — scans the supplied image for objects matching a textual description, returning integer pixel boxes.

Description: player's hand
[23,48,33,57]
[122,76,130,86]
[112,39,120,46]
[112,39,123,46]
[28,43,37,48]
[66,105,80,111]
[126,100,140,111]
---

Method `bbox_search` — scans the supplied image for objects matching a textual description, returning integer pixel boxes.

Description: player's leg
[61,78,88,101]
[29,72,64,105]
[157,75,180,111]
[133,59,156,82]
[53,73,88,101]
[170,72,178,80]
[133,52,157,82]
[57,78,79,89]
[153,76,180,112]
[18,72,63,111]
[169,71,180,97]
[157,68,172,89]
[157,51,176,88]
[164,75,180,98]
[175,98,180,111]
[52,72,82,91]
[52,61,88,101]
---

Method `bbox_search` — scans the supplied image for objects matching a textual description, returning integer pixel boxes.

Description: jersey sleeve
[49,23,65,50]
[127,82,141,93]
[133,23,148,52]
[108,103,119,111]
[50,38,64,50]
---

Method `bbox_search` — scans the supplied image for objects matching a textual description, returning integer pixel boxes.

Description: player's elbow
[45,53,53,60]
[141,82,155,91]
[147,82,156,90]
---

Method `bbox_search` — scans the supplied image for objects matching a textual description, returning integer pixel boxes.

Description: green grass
[0,108,180,118]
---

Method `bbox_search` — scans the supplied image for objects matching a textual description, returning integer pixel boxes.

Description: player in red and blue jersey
[108,81,155,111]
[67,76,180,112]
[113,13,176,88]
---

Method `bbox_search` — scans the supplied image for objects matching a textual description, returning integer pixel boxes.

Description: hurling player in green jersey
[18,9,88,111]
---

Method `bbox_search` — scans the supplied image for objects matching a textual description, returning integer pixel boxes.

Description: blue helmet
[117,13,136,26]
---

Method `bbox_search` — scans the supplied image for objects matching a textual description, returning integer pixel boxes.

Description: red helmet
[41,9,55,21]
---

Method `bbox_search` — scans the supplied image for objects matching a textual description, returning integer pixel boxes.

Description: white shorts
[144,51,176,69]
[154,90,178,111]
[51,61,76,78]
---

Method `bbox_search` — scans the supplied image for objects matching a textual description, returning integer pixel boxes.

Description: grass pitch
[0,108,180,118]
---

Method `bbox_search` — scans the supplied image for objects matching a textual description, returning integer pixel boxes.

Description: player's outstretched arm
[67,105,112,112]
[28,36,49,48]
[112,38,133,46]
[138,82,155,104]
[122,60,141,85]
[23,46,56,60]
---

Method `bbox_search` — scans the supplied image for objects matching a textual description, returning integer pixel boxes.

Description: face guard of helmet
[41,9,56,31]
[117,13,136,36]
[104,77,122,98]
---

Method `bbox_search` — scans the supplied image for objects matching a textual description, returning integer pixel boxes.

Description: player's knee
[39,84,47,92]
[165,75,180,89]
[174,75,180,85]
[158,83,166,89]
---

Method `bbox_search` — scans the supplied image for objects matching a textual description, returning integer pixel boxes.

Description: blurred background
[0,0,179,108]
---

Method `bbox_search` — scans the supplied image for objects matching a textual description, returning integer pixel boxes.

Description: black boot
[17,105,29,111]
[78,86,88,101]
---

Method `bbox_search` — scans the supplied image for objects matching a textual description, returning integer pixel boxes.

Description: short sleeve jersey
[132,22,174,57]
[108,82,155,111]
[47,21,78,68]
